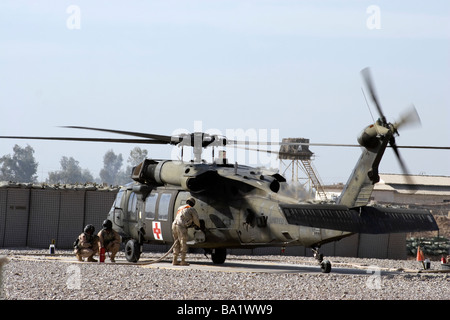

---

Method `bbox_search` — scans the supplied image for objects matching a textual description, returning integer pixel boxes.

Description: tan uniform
[98,229,121,262]
[172,204,200,265]
[74,233,99,262]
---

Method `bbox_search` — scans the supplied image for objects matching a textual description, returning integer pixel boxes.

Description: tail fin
[338,68,422,207]
[337,123,389,207]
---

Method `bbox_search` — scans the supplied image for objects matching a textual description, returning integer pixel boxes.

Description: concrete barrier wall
[0,184,118,249]
[27,189,61,248]
[2,189,30,247]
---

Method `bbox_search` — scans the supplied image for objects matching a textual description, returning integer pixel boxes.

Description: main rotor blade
[361,67,386,124]
[228,140,361,147]
[395,145,450,150]
[61,126,174,143]
[0,134,448,150]
[233,146,302,158]
[230,141,450,150]
[0,136,169,144]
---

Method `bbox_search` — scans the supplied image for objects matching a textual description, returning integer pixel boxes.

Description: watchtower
[278,138,327,201]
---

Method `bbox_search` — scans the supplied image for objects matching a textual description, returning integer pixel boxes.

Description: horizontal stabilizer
[280,204,438,234]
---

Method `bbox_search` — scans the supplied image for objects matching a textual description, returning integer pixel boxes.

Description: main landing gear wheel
[125,239,141,263]
[211,248,227,264]
[312,247,332,273]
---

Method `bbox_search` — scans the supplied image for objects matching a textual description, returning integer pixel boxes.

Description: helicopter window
[114,189,125,208]
[157,193,172,221]
[128,192,138,214]
[145,193,158,220]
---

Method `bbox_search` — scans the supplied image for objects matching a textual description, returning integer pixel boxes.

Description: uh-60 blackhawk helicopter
[1,68,446,272]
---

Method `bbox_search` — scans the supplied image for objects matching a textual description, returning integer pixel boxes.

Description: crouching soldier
[98,219,121,263]
[74,224,99,262]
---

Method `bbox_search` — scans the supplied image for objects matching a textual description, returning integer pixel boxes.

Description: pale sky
[0,1,449,184]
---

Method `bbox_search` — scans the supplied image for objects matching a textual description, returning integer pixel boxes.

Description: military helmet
[102,219,113,230]
[84,224,95,234]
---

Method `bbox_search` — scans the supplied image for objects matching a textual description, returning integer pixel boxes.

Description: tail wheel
[211,248,227,264]
[125,239,141,263]
[321,260,332,273]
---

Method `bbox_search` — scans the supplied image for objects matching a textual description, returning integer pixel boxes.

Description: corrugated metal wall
[0,185,118,249]
[0,185,406,258]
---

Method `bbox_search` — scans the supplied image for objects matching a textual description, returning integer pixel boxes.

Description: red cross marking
[153,222,162,240]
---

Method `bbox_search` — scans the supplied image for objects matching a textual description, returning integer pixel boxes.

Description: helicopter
[0,68,446,273]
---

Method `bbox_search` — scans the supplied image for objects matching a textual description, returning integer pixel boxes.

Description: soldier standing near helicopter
[172,197,201,266]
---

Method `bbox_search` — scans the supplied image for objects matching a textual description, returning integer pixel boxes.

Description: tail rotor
[361,67,421,186]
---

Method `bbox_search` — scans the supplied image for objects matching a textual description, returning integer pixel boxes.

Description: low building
[372,174,450,209]
[320,174,450,209]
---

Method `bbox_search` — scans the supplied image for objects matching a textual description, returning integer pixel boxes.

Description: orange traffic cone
[416,246,426,269]
[416,246,424,261]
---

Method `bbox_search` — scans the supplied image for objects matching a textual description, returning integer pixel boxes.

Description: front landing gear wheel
[125,239,141,263]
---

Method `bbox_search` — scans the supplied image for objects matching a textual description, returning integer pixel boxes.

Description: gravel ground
[0,248,449,301]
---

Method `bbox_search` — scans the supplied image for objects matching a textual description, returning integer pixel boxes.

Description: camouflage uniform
[74,226,99,262]
[172,198,200,266]
[98,221,121,263]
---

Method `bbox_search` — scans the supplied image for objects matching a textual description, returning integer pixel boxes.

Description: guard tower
[278,138,327,201]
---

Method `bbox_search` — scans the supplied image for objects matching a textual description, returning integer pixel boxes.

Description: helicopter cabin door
[144,190,177,242]
[111,188,125,228]
[124,190,139,237]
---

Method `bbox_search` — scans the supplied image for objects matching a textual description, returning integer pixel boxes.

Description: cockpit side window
[158,193,172,221]
[114,190,125,208]
[145,193,158,220]
[128,192,138,216]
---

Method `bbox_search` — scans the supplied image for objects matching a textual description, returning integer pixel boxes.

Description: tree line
[0,144,148,186]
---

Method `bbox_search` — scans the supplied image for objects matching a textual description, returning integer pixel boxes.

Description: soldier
[98,219,121,263]
[74,224,99,262]
[172,197,201,266]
